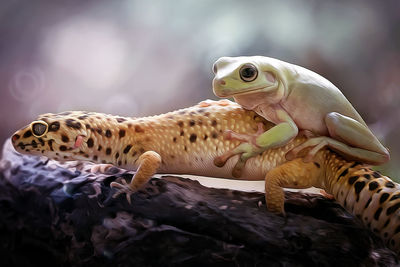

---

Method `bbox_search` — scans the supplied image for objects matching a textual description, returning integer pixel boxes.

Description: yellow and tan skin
[11,100,400,254]
[212,56,390,177]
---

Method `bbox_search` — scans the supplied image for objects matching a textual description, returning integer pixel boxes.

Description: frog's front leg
[286,112,390,164]
[110,151,161,204]
[214,109,298,177]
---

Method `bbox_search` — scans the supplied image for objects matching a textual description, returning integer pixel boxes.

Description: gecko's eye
[31,121,48,137]
[239,63,258,82]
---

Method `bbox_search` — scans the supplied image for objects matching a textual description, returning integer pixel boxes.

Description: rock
[0,139,398,266]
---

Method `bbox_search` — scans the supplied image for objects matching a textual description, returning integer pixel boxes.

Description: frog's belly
[294,112,329,136]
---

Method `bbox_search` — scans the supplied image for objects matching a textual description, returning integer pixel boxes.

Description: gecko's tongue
[74,135,84,148]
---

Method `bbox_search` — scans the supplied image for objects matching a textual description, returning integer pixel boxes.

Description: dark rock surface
[0,140,398,266]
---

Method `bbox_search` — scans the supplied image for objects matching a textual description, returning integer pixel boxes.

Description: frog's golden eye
[31,121,48,137]
[239,63,258,82]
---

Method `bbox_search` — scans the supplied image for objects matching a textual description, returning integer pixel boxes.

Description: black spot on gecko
[384,219,390,228]
[93,155,98,161]
[386,202,400,215]
[364,198,372,209]
[118,160,122,166]
[203,134,208,140]
[369,181,379,191]
[115,152,119,159]
[313,162,320,168]
[180,131,184,136]
[61,135,69,143]
[49,122,60,132]
[363,174,371,179]
[60,145,67,151]
[31,140,37,148]
[48,140,53,151]
[119,129,126,138]
[211,132,218,138]
[85,124,91,129]
[386,181,395,188]
[106,148,112,155]
[372,171,381,178]
[349,161,362,168]
[23,130,32,138]
[348,176,359,185]
[380,193,390,203]
[87,138,94,148]
[38,138,44,146]
[105,130,112,138]
[65,119,81,129]
[189,120,195,126]
[390,193,400,201]
[173,137,177,143]
[337,168,349,181]
[395,225,400,235]
[96,128,102,135]
[211,120,217,126]
[116,117,126,123]
[78,115,88,120]
[98,145,102,151]
[354,181,366,194]
[189,134,197,143]
[123,145,132,154]
[177,121,184,128]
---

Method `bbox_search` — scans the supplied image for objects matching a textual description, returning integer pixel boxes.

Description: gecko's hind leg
[110,151,161,204]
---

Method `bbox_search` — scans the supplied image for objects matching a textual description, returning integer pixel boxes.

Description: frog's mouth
[224,84,275,97]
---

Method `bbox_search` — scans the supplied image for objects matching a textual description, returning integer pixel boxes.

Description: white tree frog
[212,56,389,178]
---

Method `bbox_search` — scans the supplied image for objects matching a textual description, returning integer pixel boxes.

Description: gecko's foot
[110,178,136,204]
[320,189,335,199]
[90,164,115,174]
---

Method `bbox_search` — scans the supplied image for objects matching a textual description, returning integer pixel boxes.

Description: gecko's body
[11,99,400,254]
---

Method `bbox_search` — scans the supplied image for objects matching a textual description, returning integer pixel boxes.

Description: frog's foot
[214,123,265,178]
[110,151,161,204]
[297,129,317,139]
[286,137,328,162]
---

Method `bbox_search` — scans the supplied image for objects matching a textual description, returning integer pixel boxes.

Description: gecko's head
[12,112,90,161]
[212,56,283,98]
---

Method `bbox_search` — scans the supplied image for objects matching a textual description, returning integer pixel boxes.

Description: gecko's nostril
[220,79,226,85]
[12,134,20,142]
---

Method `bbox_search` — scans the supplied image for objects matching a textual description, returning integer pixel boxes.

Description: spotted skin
[11,99,400,254]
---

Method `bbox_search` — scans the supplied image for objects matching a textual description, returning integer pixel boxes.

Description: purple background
[1,0,399,178]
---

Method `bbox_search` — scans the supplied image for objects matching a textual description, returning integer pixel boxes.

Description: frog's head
[212,56,283,98]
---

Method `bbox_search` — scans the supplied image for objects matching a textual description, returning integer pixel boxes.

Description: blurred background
[0,0,399,180]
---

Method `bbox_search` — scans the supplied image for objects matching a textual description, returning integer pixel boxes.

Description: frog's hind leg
[286,112,390,165]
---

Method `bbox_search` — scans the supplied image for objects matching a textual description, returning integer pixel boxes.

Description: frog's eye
[31,121,48,137]
[239,63,258,82]
[212,63,218,74]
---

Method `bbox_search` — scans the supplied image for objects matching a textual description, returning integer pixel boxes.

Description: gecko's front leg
[111,151,161,204]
